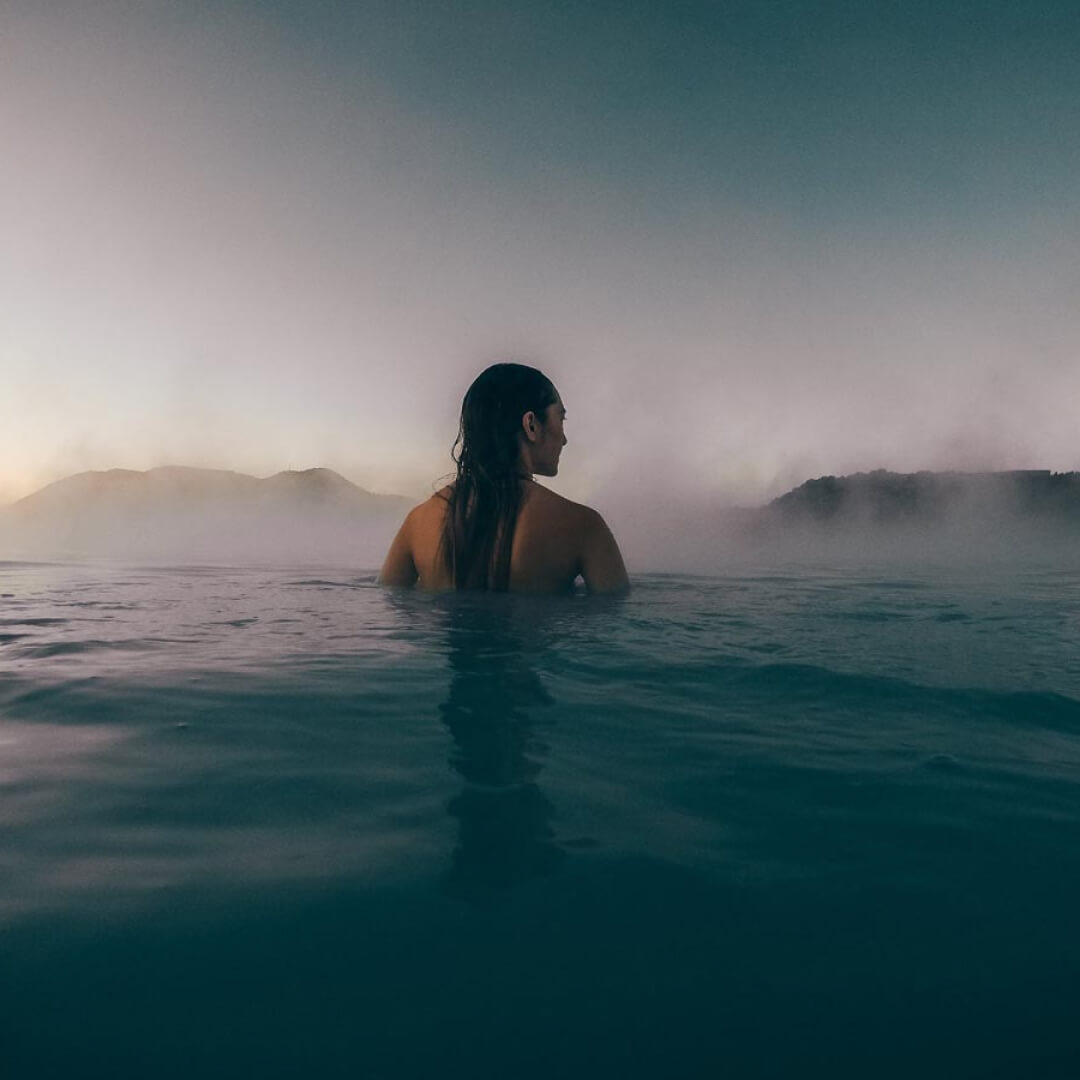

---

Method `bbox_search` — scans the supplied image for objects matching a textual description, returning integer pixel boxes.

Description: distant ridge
[11,466,405,515]
[0,467,416,565]
[766,469,1080,525]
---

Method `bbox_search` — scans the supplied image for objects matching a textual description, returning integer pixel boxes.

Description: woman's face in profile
[533,398,567,477]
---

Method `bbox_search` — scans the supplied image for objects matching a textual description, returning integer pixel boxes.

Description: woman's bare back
[380,481,628,594]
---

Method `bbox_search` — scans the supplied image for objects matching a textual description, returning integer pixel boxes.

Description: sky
[2,0,1078,509]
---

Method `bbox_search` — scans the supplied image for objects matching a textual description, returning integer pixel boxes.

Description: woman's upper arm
[378,510,419,586]
[579,509,629,594]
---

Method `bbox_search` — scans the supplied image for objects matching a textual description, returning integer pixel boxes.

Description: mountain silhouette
[1,467,416,565]
[764,469,1080,525]
[11,466,409,515]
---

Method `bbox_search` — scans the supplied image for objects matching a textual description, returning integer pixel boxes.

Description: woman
[379,363,628,593]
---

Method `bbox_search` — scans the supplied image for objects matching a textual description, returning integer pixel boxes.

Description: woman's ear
[521,411,540,442]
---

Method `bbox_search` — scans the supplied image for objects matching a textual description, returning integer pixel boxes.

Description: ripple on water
[14,638,170,660]
[0,617,69,627]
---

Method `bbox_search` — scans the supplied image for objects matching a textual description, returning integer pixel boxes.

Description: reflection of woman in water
[380,363,628,593]
[437,598,564,897]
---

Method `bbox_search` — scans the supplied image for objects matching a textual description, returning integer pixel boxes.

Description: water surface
[2,560,1079,1078]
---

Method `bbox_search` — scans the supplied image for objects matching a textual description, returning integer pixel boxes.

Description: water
[2,559,1079,1078]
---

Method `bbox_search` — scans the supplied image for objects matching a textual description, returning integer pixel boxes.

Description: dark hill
[1,467,415,565]
[767,470,1080,525]
[12,466,405,517]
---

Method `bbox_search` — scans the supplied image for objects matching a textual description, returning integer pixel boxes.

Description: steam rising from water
[2,465,1077,575]
[602,471,1080,573]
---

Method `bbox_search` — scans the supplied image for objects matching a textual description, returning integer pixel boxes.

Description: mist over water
[0,505,402,568]
[590,500,1079,581]
[4,456,1079,576]
[5,487,1080,577]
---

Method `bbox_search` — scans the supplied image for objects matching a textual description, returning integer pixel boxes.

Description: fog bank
[4,466,1079,574]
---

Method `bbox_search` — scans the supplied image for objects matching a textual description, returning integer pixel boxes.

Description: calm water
[2,559,1079,1078]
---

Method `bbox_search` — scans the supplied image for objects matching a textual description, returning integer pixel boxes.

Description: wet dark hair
[440,363,559,590]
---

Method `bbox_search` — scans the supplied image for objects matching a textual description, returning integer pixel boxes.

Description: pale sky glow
[3,1,1078,509]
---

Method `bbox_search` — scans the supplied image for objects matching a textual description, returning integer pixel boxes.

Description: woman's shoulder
[410,487,452,522]
[520,481,600,528]
[395,487,451,538]
[525,480,586,508]
[410,484,452,510]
